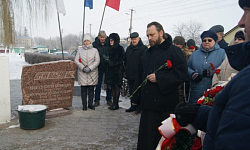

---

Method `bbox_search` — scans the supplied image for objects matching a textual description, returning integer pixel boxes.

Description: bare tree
[62,34,80,50]
[0,0,53,46]
[173,20,203,46]
[33,37,48,47]
[50,37,60,50]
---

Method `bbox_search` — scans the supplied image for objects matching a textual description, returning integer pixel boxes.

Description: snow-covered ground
[1,53,130,109]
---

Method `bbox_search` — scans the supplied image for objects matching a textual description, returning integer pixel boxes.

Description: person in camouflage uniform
[173,36,192,102]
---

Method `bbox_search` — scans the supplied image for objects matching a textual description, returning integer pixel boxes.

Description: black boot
[81,86,87,111]
[108,100,115,110]
[109,98,119,110]
[88,105,95,110]
[82,106,87,111]
[125,105,136,112]
[87,86,95,110]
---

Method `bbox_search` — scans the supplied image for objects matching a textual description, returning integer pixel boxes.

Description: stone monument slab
[21,60,76,110]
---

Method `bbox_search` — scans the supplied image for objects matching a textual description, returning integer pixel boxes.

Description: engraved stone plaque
[21,60,76,110]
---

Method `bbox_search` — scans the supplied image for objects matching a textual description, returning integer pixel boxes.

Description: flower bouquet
[197,85,225,106]
[156,114,197,150]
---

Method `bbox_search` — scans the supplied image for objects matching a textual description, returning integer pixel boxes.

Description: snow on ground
[1,53,130,109]
[0,53,29,80]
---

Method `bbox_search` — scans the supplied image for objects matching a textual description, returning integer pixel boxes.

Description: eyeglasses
[202,39,213,42]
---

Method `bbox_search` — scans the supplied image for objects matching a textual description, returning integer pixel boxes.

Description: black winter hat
[201,30,218,42]
[187,39,196,49]
[130,32,139,38]
[239,0,250,9]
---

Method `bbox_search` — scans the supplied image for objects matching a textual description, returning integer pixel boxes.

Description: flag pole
[57,12,64,60]
[82,4,86,46]
[99,5,106,32]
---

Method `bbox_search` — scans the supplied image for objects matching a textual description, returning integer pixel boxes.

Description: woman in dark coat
[105,33,125,110]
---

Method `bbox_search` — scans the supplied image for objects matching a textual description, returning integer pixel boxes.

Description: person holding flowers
[173,1,250,149]
[131,21,188,150]
[74,34,100,111]
[187,30,225,104]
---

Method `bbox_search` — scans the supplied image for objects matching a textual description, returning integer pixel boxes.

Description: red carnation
[215,69,221,74]
[79,58,82,63]
[190,45,195,49]
[167,60,172,68]
[210,89,216,97]
[204,91,209,97]
[210,63,215,70]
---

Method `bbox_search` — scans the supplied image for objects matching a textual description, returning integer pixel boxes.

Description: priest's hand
[147,73,157,83]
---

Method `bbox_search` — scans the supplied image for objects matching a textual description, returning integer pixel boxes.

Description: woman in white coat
[75,35,100,110]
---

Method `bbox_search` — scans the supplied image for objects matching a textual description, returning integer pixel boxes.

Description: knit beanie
[187,39,196,49]
[201,30,218,42]
[235,30,245,40]
[173,36,185,45]
[83,34,92,43]
[239,0,250,9]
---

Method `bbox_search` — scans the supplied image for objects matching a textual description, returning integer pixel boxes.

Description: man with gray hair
[92,30,112,107]
[210,24,228,49]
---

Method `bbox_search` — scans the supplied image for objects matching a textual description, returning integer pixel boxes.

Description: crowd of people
[73,0,250,149]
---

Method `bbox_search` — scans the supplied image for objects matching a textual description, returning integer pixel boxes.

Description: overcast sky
[25,0,243,40]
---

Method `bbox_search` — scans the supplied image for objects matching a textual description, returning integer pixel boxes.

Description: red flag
[105,0,121,11]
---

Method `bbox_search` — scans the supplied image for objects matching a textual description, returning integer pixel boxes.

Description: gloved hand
[191,72,202,83]
[203,69,212,77]
[83,67,91,73]
[173,103,200,127]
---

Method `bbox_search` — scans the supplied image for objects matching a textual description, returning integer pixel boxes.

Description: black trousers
[137,109,172,150]
[81,85,95,107]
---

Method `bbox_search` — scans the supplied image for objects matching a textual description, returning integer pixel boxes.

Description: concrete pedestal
[0,56,11,123]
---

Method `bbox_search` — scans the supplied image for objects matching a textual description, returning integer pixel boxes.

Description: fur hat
[173,36,185,45]
[83,34,92,43]
[109,33,120,48]
[209,25,224,33]
[201,30,218,42]
[239,0,250,9]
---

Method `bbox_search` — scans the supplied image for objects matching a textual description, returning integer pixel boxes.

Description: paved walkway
[0,80,140,150]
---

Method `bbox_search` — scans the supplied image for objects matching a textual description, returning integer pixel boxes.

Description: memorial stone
[21,60,76,110]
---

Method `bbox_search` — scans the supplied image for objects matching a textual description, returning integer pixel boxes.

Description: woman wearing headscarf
[105,33,125,110]
[212,30,245,86]
[75,34,100,110]
[188,30,225,104]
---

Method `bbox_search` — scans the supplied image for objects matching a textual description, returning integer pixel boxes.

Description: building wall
[15,37,33,48]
